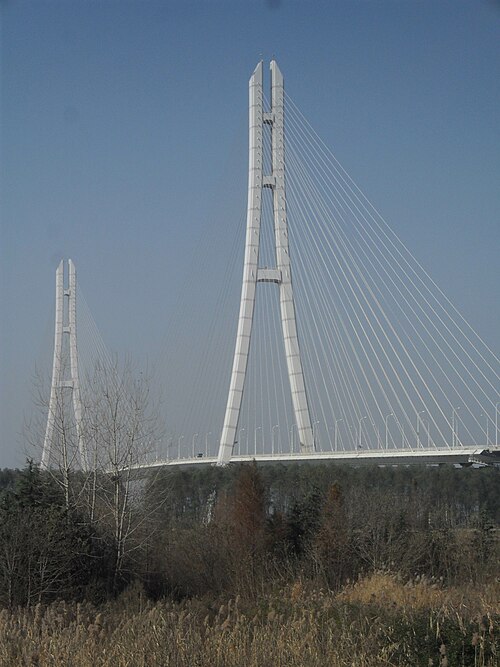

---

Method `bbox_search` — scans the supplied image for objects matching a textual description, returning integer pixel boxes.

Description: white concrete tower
[218,60,314,465]
[41,259,88,471]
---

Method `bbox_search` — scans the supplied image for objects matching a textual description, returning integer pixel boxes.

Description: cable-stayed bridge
[40,61,500,472]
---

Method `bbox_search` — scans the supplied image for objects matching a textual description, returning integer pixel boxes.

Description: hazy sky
[1,0,499,468]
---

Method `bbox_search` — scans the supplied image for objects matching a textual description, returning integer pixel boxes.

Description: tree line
[0,361,496,608]
[0,458,498,609]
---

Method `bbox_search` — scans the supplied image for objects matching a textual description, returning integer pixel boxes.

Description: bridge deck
[134,446,500,472]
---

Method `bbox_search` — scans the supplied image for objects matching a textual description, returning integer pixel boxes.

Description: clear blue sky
[1,0,499,467]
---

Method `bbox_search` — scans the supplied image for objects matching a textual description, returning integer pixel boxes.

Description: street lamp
[313,421,320,450]
[347,423,355,449]
[237,428,246,456]
[384,413,394,449]
[358,416,367,448]
[272,425,279,456]
[177,435,184,460]
[423,418,431,448]
[451,407,460,447]
[416,411,426,448]
[205,432,211,456]
[495,403,500,447]
[191,433,198,458]
[254,426,261,456]
[334,418,343,452]
[167,436,173,461]
[290,424,297,454]
[480,413,489,446]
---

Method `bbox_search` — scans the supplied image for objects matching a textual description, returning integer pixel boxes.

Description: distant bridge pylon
[41,259,88,471]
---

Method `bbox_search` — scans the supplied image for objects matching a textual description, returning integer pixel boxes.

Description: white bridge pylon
[41,259,88,471]
[218,61,314,465]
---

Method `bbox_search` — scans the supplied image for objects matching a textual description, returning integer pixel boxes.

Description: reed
[0,574,497,667]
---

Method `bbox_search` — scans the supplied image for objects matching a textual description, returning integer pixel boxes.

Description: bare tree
[27,362,83,513]
[82,360,165,588]
[28,358,166,590]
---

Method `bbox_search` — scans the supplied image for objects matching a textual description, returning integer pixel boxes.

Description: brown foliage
[212,463,268,595]
[230,462,267,553]
[312,482,350,587]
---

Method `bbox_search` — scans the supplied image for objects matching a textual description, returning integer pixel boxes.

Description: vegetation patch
[0,461,498,664]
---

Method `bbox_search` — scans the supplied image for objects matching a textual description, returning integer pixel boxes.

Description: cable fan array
[280,93,499,453]
[153,91,499,459]
[58,93,499,462]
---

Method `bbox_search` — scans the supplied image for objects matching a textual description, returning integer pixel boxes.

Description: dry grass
[338,571,500,616]
[0,575,497,667]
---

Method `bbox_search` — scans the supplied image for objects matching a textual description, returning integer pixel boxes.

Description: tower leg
[270,61,314,453]
[218,62,263,464]
[41,260,64,470]
[68,260,88,471]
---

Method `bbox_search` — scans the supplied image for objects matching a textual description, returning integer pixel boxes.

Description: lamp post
[254,426,261,456]
[401,422,406,449]
[347,423,355,449]
[272,425,279,456]
[451,407,460,447]
[416,411,426,448]
[358,416,367,448]
[423,418,431,448]
[384,413,394,449]
[205,432,211,456]
[191,433,198,458]
[177,435,184,460]
[480,413,489,446]
[495,403,500,447]
[312,421,320,451]
[290,424,297,454]
[237,428,246,456]
[334,418,343,452]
